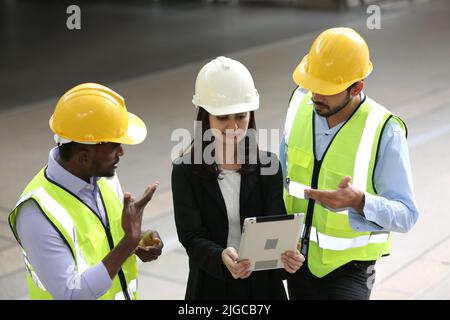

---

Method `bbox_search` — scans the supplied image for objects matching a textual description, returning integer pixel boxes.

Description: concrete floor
[1,0,450,300]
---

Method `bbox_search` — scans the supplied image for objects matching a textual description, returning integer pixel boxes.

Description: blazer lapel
[200,178,227,217]
[240,171,259,221]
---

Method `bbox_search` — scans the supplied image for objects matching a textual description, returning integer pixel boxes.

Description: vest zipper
[99,193,132,301]
[300,158,322,257]
[103,224,132,300]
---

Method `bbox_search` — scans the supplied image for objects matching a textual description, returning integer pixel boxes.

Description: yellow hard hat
[49,83,147,145]
[293,27,373,95]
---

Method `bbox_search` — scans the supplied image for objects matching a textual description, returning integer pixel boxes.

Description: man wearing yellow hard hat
[9,83,163,299]
[280,28,419,299]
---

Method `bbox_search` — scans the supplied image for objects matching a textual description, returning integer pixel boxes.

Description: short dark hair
[58,142,81,162]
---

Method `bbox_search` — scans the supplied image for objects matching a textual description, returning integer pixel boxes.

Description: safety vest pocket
[322,168,346,190]
[288,145,313,172]
[287,146,314,194]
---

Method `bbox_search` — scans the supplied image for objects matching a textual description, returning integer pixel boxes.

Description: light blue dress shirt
[15,147,115,299]
[280,93,419,233]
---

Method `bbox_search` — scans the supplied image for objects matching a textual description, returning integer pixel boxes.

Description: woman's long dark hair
[181,107,259,180]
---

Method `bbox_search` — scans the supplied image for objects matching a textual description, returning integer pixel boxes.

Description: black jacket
[171,152,288,300]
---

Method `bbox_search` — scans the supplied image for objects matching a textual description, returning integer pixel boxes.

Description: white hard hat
[192,56,259,116]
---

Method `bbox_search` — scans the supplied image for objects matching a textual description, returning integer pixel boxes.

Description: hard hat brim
[293,54,373,95]
[197,102,259,116]
[108,112,147,145]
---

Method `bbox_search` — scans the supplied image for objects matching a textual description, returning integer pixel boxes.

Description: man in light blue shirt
[281,27,419,300]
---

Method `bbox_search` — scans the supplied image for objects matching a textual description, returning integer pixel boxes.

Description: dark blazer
[171,151,288,300]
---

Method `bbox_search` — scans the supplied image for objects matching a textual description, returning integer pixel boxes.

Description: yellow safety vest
[283,88,406,277]
[9,168,138,299]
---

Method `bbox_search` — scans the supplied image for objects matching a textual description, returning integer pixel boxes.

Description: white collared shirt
[218,169,242,251]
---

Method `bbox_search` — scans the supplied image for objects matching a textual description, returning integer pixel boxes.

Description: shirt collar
[46,147,98,195]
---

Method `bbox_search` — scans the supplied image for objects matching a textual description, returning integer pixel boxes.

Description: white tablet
[238,213,304,271]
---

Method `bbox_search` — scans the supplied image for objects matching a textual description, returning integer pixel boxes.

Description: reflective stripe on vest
[309,226,389,251]
[284,88,308,144]
[352,101,388,192]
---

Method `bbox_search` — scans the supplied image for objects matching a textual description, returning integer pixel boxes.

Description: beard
[312,93,352,118]
[91,159,117,178]
[101,169,116,177]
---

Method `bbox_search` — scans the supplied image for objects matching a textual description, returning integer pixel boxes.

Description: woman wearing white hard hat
[172,57,304,299]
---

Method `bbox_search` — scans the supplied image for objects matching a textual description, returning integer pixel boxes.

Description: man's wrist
[121,233,140,251]
[354,190,365,215]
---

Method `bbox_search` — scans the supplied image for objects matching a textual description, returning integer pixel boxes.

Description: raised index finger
[135,182,159,208]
